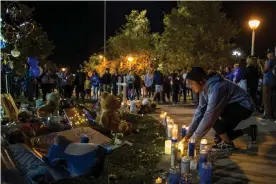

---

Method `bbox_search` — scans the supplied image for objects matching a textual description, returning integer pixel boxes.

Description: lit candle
[165,140,172,155]
[171,138,178,168]
[167,124,173,138]
[171,124,178,139]
[181,125,187,138]
[200,139,208,151]
[188,138,195,157]
[155,177,162,184]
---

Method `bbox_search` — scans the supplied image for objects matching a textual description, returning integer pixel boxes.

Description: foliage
[161,1,240,70]
[85,10,155,76]
[1,2,54,72]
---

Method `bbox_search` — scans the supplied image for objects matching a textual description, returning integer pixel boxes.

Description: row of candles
[157,111,212,184]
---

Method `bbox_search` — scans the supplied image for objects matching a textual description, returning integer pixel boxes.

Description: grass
[52,113,167,184]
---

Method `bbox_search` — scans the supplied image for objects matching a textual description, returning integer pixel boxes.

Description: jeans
[92,86,99,99]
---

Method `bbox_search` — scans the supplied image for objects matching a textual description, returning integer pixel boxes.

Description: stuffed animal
[99,93,130,133]
[37,92,60,118]
[129,100,137,113]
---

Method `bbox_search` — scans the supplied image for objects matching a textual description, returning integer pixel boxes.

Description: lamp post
[127,57,134,70]
[248,20,260,56]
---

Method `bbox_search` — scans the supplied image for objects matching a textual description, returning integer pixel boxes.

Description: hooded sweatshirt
[188,74,254,139]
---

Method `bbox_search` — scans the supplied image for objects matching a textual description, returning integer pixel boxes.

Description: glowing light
[61,68,66,72]
[232,50,241,57]
[127,57,134,62]
[11,46,20,57]
[249,20,260,30]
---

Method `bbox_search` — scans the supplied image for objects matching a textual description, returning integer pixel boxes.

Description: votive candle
[165,140,172,155]
[171,124,178,139]
[167,124,173,138]
[200,139,208,151]
[188,138,195,157]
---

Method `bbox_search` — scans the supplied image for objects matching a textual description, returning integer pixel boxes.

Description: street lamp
[232,50,241,57]
[11,46,20,57]
[248,20,260,56]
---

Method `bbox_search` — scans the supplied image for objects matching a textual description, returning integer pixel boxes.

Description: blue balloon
[30,67,41,77]
[0,40,7,49]
[27,57,39,68]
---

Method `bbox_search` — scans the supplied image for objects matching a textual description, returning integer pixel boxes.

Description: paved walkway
[151,104,276,184]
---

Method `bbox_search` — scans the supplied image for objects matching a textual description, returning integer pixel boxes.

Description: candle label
[181,157,190,174]
[182,128,187,138]
[188,142,195,157]
[171,144,176,168]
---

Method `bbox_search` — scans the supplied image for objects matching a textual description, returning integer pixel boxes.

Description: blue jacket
[90,75,100,87]
[188,74,254,139]
[47,143,98,176]
[225,72,234,81]
[233,67,245,83]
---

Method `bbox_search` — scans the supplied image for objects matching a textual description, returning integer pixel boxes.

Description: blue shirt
[263,59,276,85]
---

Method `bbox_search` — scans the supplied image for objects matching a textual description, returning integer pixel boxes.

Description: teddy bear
[99,92,130,134]
[37,92,60,118]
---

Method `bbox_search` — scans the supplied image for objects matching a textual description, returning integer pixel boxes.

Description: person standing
[41,69,55,101]
[111,69,120,96]
[144,70,153,98]
[23,63,34,101]
[75,68,86,101]
[101,68,112,93]
[245,57,259,107]
[91,70,100,100]
[258,49,276,120]
[63,68,73,99]
[84,76,92,100]
[152,68,164,103]
[224,66,234,81]
[134,73,141,100]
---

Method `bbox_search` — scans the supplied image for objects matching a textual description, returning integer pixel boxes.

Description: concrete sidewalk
[151,104,276,184]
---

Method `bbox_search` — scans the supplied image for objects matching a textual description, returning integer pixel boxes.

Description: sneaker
[248,125,258,144]
[212,141,235,152]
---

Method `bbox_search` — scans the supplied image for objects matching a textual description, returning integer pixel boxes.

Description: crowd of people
[4,49,276,121]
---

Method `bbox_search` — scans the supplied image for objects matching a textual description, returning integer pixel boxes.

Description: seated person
[37,92,60,118]
[181,67,257,151]
[45,135,105,177]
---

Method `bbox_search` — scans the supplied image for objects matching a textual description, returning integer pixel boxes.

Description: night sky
[22,1,276,69]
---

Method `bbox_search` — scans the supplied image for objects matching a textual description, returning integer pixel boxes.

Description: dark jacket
[153,71,164,85]
[75,72,86,86]
[245,65,259,89]
[111,74,120,86]
[101,72,111,85]
[134,75,141,88]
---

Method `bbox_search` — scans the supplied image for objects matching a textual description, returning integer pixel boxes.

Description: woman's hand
[180,133,192,143]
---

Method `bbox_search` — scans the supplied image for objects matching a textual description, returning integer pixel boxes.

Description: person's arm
[192,86,229,139]
[186,93,207,137]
